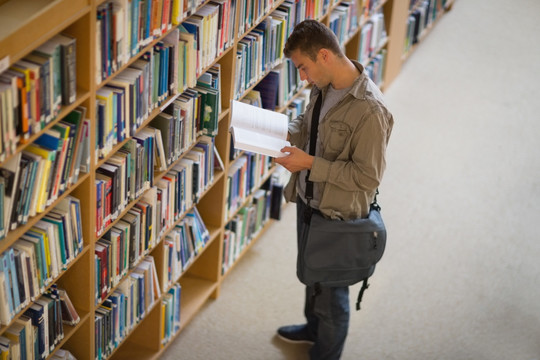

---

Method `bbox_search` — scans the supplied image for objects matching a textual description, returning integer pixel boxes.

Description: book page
[231,100,289,140]
[231,127,291,158]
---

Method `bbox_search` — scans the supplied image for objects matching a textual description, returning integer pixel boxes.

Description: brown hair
[284,20,343,61]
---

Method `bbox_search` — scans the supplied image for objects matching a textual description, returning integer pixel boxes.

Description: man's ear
[319,48,331,63]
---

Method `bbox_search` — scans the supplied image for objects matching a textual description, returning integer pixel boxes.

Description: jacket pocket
[327,121,350,154]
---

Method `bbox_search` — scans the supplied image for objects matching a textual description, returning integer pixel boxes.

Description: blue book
[24,302,46,360]
[34,129,61,152]
[6,248,22,313]
[131,0,140,56]
[0,252,15,318]
[145,0,152,42]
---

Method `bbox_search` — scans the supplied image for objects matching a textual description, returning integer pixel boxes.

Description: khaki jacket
[285,61,393,220]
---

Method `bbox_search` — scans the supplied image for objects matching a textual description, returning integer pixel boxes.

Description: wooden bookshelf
[0,0,453,358]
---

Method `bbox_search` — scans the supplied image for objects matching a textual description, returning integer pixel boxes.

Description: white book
[230,100,291,158]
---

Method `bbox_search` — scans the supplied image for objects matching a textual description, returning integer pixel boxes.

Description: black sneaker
[276,324,315,344]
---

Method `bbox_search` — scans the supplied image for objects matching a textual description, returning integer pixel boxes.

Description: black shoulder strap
[305,93,323,205]
[356,278,370,311]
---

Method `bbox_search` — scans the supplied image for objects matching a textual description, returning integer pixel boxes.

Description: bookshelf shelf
[0,0,452,358]
[0,0,89,64]
[178,276,218,329]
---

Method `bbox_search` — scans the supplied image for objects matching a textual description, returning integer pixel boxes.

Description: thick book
[230,100,290,158]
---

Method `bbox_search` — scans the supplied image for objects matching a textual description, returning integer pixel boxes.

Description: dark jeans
[297,198,350,360]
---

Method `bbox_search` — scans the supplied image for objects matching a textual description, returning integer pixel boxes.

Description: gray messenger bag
[298,198,387,310]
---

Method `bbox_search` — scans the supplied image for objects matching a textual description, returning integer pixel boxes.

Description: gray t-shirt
[297,84,351,208]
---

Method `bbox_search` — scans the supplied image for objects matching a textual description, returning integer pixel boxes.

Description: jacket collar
[316,60,367,100]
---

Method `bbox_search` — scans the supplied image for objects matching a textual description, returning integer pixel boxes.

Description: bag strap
[356,279,370,311]
[305,93,323,207]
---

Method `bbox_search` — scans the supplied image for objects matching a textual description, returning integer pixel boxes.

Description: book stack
[300,0,332,21]
[359,11,387,65]
[161,283,181,346]
[147,63,222,173]
[222,187,271,274]
[97,37,179,160]
[0,33,77,161]
[283,88,310,122]
[0,286,79,360]
[234,13,288,100]
[181,0,236,78]
[95,132,156,237]
[365,50,387,87]
[96,0,186,84]
[161,206,210,290]
[237,0,276,38]
[95,187,158,304]
[405,0,443,54]
[329,0,359,46]
[95,256,161,360]
[0,109,89,240]
[225,152,272,221]
[361,0,384,22]
[0,196,83,327]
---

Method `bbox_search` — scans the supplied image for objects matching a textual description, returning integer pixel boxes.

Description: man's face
[289,49,329,88]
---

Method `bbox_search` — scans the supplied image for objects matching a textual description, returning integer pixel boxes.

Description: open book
[230,100,291,158]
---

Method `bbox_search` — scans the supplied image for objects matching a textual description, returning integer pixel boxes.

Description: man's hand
[274,146,314,173]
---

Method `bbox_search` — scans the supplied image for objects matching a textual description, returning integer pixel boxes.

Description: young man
[274,20,394,359]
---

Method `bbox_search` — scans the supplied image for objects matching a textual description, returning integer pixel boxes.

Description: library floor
[161,0,540,359]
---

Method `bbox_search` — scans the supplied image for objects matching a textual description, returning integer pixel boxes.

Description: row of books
[0,107,90,241]
[0,196,83,326]
[225,152,272,221]
[161,207,210,290]
[234,14,287,99]
[234,0,328,102]
[2,286,80,360]
[0,33,77,162]
[404,0,443,54]
[409,0,449,11]
[96,51,221,160]
[97,38,175,159]
[95,256,160,360]
[282,88,310,122]
[95,0,195,84]
[160,283,181,345]
[358,11,387,65]
[222,187,271,274]
[296,0,332,24]
[95,187,159,304]
[237,0,276,37]
[182,0,236,77]
[361,0,385,21]
[365,50,387,87]
[329,0,359,46]
[241,58,303,114]
[154,137,219,239]
[95,136,217,303]
[96,133,155,236]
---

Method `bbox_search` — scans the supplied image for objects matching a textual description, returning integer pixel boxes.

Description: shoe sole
[276,333,315,345]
